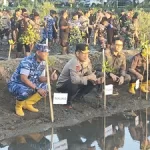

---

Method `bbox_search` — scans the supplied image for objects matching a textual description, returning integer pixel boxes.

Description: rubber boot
[129,83,136,94]
[23,93,42,112]
[140,82,149,93]
[15,100,25,117]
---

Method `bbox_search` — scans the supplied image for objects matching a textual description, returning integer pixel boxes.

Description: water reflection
[0,109,150,150]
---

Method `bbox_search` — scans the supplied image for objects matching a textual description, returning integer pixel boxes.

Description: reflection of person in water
[128,110,150,149]
[8,133,50,150]
[56,118,104,150]
[56,117,126,150]
[100,122,125,150]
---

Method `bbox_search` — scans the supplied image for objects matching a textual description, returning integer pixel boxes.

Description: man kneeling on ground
[8,44,57,117]
[99,40,131,93]
[128,47,150,94]
[56,43,104,109]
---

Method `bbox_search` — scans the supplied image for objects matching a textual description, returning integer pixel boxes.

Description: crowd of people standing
[0,7,139,56]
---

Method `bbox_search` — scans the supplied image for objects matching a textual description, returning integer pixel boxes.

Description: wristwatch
[34,87,39,92]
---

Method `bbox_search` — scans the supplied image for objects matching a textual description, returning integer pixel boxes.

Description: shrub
[38,2,56,19]
[137,9,150,42]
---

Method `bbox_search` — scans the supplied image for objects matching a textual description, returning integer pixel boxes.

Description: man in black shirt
[59,10,72,55]
[10,8,22,46]
[16,11,35,57]
[88,8,96,44]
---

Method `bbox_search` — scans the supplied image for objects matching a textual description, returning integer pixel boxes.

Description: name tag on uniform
[53,93,68,104]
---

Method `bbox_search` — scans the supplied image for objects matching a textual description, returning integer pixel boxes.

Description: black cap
[75,44,89,53]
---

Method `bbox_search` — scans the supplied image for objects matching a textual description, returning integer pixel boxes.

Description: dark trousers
[56,80,94,105]
[17,42,30,52]
[129,71,150,83]
[106,74,131,85]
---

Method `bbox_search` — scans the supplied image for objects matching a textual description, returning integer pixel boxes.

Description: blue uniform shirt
[8,54,46,85]
[8,54,47,100]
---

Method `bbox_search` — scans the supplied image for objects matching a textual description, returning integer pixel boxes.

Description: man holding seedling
[56,43,104,108]
[104,40,131,85]
[128,45,150,94]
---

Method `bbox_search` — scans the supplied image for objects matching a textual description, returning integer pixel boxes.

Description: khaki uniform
[105,50,126,77]
[56,56,92,88]
[129,53,150,82]
[130,53,146,73]
[102,50,131,84]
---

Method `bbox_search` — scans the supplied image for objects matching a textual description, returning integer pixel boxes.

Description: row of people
[8,39,150,116]
[0,8,139,57]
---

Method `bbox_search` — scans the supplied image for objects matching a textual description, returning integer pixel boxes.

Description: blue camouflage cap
[35,44,50,52]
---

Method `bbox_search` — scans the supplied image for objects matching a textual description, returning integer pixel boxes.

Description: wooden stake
[50,127,54,150]
[8,45,11,60]
[102,49,107,110]
[146,47,149,101]
[44,97,47,115]
[103,117,106,150]
[143,34,149,101]
[46,59,54,122]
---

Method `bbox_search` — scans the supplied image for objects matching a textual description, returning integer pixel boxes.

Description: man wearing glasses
[104,39,131,85]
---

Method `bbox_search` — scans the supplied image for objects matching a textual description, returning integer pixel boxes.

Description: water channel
[0,108,149,150]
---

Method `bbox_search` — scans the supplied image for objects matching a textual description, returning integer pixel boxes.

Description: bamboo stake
[145,108,148,146]
[102,48,107,110]
[46,59,54,122]
[146,45,149,101]
[50,127,54,150]
[8,45,11,60]
[143,34,149,101]
[103,117,106,150]
[44,97,47,115]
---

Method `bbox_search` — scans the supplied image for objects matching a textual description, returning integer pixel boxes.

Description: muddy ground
[0,42,150,142]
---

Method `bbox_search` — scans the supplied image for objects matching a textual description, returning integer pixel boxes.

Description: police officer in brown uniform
[128,48,150,94]
[56,44,103,108]
[104,40,131,85]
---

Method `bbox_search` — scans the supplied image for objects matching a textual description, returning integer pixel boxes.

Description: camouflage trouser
[8,82,47,101]
[123,34,134,49]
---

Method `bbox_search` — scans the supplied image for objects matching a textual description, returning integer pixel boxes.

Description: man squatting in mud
[128,46,150,94]
[56,44,104,108]
[103,40,131,85]
[98,39,150,95]
[96,39,131,95]
[8,44,57,117]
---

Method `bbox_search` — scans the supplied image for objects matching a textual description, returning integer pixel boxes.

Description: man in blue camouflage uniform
[8,44,57,117]
[42,10,55,46]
